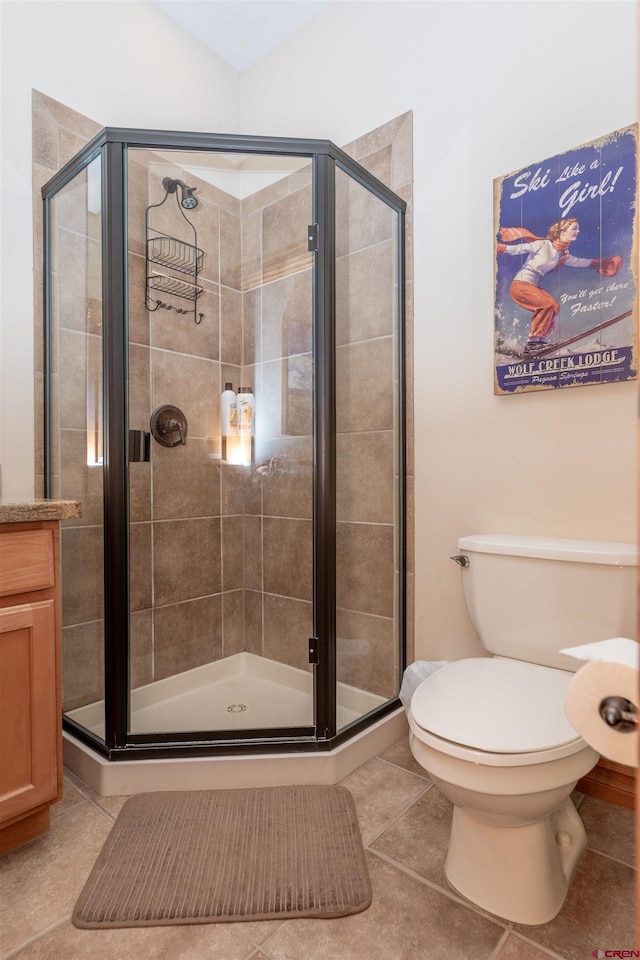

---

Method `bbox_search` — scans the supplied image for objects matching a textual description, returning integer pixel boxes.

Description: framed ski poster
[494,125,638,395]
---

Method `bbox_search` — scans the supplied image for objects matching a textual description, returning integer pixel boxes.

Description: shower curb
[63,708,408,797]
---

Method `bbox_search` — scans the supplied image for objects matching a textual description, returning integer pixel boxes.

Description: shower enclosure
[42,127,406,760]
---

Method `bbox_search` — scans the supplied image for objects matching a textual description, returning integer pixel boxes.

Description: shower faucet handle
[165,418,186,444]
[150,405,188,447]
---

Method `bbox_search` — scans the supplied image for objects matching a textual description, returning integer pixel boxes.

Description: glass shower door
[47,155,107,744]
[334,165,403,731]
[126,148,316,737]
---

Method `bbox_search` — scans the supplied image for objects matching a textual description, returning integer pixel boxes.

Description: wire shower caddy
[145,178,205,324]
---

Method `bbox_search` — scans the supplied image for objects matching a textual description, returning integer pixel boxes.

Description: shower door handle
[129,430,151,462]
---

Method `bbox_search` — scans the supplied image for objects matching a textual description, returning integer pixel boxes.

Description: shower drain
[225,702,250,714]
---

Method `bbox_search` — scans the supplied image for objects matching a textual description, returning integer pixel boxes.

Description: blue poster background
[494,125,637,394]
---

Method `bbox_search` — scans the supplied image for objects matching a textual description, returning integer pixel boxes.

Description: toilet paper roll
[561,638,639,767]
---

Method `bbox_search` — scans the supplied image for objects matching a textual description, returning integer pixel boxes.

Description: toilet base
[445,796,587,925]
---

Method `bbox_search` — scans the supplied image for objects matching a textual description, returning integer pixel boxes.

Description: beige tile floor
[0,737,636,960]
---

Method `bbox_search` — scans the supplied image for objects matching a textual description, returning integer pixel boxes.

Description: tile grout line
[244,947,271,960]
[485,928,511,960]
[375,754,435,785]
[360,782,435,848]
[251,920,291,957]
[62,771,103,803]
[2,913,73,960]
[59,786,122,825]
[584,844,637,870]
[89,792,133,818]
[366,847,512,933]
[507,930,574,960]
[49,798,92,826]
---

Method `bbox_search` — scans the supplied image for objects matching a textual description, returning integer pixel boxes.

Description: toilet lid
[410,658,581,753]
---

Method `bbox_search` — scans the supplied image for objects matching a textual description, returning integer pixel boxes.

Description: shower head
[180,187,198,210]
[162,177,199,209]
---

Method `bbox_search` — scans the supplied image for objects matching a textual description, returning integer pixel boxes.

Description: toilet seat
[409,657,585,767]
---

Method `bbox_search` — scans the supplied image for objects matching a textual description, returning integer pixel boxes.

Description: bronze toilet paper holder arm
[599,696,637,732]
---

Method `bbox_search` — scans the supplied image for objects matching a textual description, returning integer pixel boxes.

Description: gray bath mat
[72,785,371,928]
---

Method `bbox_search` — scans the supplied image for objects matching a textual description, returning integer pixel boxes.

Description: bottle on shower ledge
[237,385,255,464]
[221,382,237,461]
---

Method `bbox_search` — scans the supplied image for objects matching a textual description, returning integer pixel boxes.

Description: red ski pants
[510,280,559,338]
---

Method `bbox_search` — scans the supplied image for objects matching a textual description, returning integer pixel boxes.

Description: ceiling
[152,1,332,71]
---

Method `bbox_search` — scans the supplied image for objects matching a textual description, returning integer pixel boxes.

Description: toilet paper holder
[599,696,637,732]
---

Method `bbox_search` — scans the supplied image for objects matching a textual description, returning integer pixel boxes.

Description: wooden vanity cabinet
[0,520,63,854]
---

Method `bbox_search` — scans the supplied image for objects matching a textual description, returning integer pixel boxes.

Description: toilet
[408,534,637,925]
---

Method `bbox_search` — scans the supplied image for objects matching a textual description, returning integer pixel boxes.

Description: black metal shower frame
[43,127,407,761]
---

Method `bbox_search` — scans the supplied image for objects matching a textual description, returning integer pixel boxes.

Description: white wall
[0,0,240,500]
[239,0,639,658]
[0,0,637,663]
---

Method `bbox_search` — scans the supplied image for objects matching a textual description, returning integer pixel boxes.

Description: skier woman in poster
[496,217,622,354]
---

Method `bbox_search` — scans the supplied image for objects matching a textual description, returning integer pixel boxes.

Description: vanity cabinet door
[0,601,58,827]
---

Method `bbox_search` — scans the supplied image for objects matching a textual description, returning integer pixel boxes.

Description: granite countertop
[0,500,82,523]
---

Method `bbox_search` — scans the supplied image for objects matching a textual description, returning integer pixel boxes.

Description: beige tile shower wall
[240,172,315,675]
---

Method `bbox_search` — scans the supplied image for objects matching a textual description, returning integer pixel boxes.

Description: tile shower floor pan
[67,651,387,738]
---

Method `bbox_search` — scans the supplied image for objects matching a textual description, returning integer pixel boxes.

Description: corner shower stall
[42,127,406,760]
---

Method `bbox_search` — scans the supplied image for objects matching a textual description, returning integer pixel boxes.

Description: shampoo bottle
[221,382,237,460]
[237,386,255,464]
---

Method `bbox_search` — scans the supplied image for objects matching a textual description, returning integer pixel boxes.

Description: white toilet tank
[457,534,638,671]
